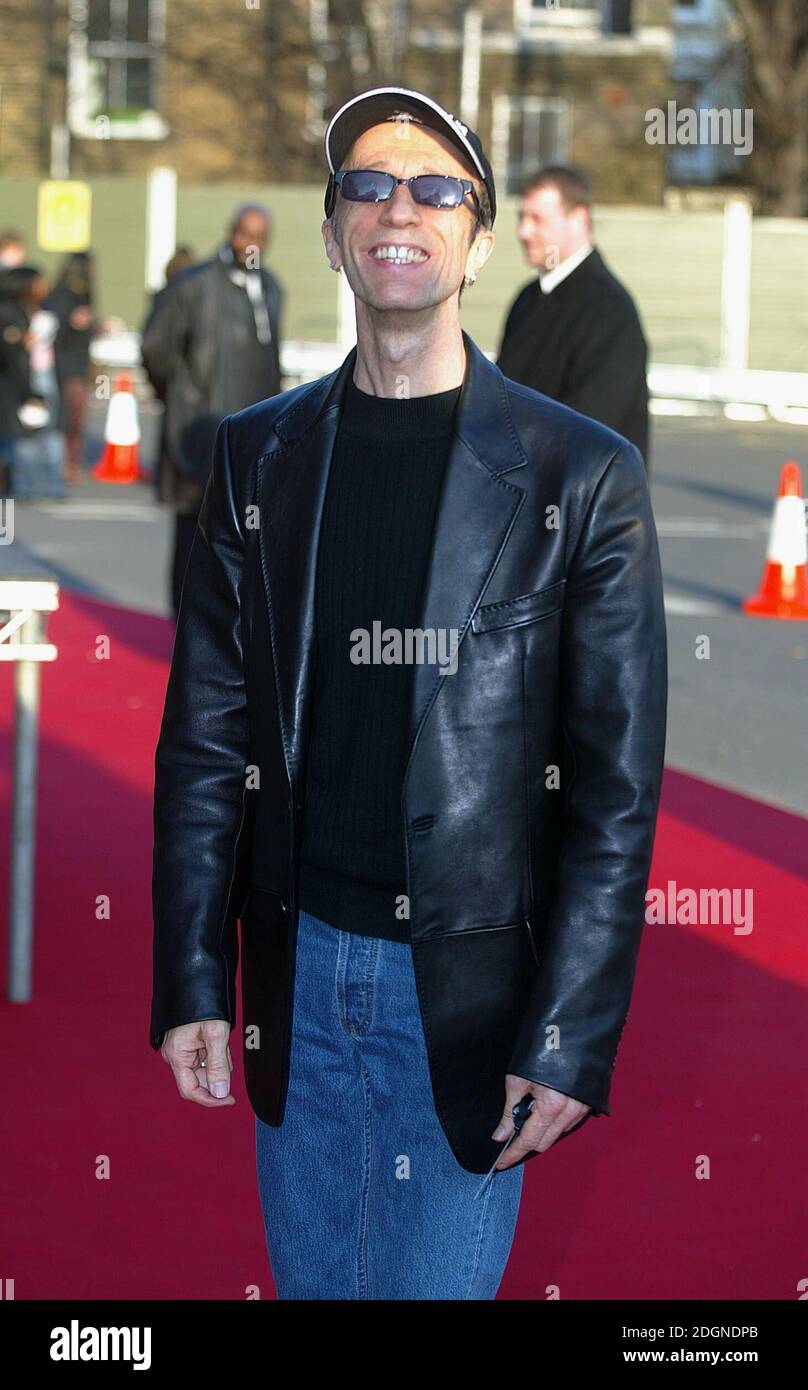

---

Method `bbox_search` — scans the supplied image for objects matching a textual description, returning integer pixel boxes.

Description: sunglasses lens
[410,176,465,208]
[336,171,475,213]
[340,170,395,202]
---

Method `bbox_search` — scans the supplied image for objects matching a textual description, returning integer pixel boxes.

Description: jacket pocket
[524,915,542,968]
[471,578,566,635]
[245,883,289,915]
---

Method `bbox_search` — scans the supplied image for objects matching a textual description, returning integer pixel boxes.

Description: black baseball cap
[324,86,497,227]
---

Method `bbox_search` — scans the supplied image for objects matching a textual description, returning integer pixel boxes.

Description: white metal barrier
[89,333,808,423]
[280,341,808,423]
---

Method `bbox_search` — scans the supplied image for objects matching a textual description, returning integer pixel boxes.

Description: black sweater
[298,371,462,942]
[496,247,650,467]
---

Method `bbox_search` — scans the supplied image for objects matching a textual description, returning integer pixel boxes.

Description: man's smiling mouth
[369,245,430,265]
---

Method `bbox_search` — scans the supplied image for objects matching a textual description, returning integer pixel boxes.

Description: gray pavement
[2,409,806,818]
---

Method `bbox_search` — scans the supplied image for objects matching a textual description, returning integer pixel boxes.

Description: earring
[329,262,341,273]
[463,272,477,286]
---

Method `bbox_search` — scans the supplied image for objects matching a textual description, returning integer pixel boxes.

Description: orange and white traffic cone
[92,370,142,483]
[743,460,808,620]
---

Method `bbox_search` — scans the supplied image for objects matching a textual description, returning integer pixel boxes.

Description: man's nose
[378,183,422,224]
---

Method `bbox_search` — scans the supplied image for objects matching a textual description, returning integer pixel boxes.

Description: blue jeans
[10,430,67,500]
[255,908,525,1299]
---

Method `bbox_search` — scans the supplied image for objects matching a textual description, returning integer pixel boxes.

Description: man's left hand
[491,1074,591,1168]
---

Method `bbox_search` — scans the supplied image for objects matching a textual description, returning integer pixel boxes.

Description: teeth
[371,245,428,263]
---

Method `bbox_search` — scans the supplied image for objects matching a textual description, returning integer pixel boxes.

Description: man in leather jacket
[141,205,283,619]
[150,87,668,1300]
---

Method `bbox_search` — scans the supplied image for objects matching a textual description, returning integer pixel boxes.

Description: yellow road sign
[37,181,92,251]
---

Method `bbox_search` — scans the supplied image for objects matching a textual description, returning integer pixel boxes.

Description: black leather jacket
[150,331,668,1174]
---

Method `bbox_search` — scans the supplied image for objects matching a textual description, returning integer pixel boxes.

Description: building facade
[0,0,735,204]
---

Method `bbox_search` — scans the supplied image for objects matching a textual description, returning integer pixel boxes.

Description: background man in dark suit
[496,166,651,469]
[141,204,284,617]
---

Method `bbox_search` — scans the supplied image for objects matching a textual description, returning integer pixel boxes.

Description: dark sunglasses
[326,168,488,225]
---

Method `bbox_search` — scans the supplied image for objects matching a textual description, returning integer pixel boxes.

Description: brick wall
[0,0,671,199]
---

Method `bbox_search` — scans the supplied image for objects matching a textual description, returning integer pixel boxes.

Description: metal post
[460,9,482,129]
[1,578,59,1003]
[8,611,43,1001]
[145,166,178,293]
[720,198,752,372]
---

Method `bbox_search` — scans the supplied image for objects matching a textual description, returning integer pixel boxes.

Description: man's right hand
[159,1019,236,1108]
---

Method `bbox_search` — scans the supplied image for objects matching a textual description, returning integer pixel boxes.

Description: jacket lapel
[407,333,527,751]
[256,332,527,791]
[256,348,355,788]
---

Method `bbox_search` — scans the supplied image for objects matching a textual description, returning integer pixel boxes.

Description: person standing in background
[496,166,651,469]
[1,266,67,501]
[0,231,27,269]
[140,245,196,512]
[142,245,195,331]
[0,234,30,479]
[44,251,97,485]
[0,265,33,488]
[141,206,283,619]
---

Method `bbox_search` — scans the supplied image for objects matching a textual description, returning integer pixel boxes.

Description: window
[514,0,601,28]
[67,0,167,139]
[491,96,571,197]
[675,0,710,17]
[604,0,633,33]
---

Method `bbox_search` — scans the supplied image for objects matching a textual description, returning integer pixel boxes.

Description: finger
[496,1110,567,1168]
[491,1079,527,1140]
[170,1058,236,1107]
[194,1050,211,1092]
[201,1024,231,1099]
[492,1114,515,1142]
[494,1124,543,1169]
[559,1111,591,1139]
[193,1044,233,1092]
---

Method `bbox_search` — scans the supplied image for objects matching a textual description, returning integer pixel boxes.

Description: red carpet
[1,590,805,1300]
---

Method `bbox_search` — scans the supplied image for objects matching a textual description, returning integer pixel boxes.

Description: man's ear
[572,205,590,238]
[322,216,342,271]
[466,226,495,281]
